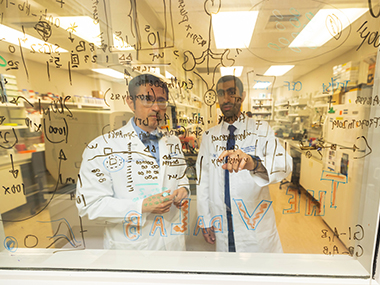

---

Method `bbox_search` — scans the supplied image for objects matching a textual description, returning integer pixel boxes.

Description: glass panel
[0,0,379,280]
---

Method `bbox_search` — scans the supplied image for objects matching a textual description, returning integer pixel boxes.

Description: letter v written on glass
[233,199,272,230]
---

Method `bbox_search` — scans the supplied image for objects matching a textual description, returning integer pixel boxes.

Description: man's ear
[126,94,135,112]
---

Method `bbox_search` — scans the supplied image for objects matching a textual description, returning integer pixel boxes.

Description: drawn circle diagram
[203,89,217,106]
[103,154,125,172]
[24,234,38,248]
[34,21,52,42]
[204,0,221,16]
[4,236,18,252]
[246,0,352,63]
[326,14,343,40]
[182,50,196,72]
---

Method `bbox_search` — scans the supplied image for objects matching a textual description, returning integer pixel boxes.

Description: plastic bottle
[28,90,35,99]
[22,89,29,98]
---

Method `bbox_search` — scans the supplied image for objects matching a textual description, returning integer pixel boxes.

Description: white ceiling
[0,0,377,90]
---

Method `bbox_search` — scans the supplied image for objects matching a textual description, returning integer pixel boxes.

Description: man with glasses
[77,74,189,250]
[196,75,292,253]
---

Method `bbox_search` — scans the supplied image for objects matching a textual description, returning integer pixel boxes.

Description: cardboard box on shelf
[368,63,375,85]
[341,61,360,84]
[92,91,104,98]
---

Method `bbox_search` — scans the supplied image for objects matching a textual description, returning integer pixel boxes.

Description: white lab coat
[196,117,292,252]
[77,119,189,250]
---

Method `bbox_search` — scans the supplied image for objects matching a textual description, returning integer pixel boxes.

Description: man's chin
[148,118,159,128]
[221,111,238,119]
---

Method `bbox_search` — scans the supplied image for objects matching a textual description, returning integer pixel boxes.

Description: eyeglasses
[135,94,168,109]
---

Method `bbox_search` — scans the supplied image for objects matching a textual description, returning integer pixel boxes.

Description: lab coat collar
[131,116,164,141]
[221,116,246,134]
[123,118,167,150]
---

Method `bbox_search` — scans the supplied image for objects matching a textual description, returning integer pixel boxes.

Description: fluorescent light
[113,33,134,51]
[290,8,367,47]
[220,66,243,77]
[0,24,67,52]
[212,11,259,49]
[58,16,101,47]
[92,68,124,79]
[165,71,175,79]
[264,65,294,76]
[253,82,271,89]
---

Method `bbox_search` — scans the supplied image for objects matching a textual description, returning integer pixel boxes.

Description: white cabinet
[251,98,273,120]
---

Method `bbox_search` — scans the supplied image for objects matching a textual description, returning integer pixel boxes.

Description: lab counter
[278,138,324,188]
[277,138,302,186]
[279,138,361,251]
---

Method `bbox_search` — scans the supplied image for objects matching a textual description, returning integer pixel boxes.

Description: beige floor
[269,183,346,254]
[3,182,346,254]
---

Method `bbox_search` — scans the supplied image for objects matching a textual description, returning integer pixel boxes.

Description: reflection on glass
[0,0,379,279]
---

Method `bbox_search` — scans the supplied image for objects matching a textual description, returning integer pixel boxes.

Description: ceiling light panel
[212,11,259,49]
[165,71,175,79]
[289,8,368,48]
[58,16,102,47]
[92,68,124,79]
[253,82,271,89]
[220,66,244,77]
[113,33,134,51]
[264,65,295,76]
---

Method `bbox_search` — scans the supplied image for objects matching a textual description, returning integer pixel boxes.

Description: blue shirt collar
[131,117,161,139]
[131,117,147,136]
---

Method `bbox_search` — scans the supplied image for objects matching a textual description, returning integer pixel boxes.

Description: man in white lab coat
[77,74,189,250]
[196,75,292,252]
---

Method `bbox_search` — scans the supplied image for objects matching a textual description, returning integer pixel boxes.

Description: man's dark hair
[128,74,169,101]
[216,75,244,96]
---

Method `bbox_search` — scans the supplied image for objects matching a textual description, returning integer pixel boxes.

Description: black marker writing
[356,94,380,106]
[178,0,189,24]
[24,234,38,248]
[3,183,25,195]
[331,117,380,130]
[0,128,18,149]
[356,21,380,51]
[85,142,98,149]
[43,117,69,144]
[8,95,34,107]
[25,117,42,132]
[8,154,19,179]
[368,0,380,18]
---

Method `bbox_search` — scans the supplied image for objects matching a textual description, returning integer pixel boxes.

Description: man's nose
[151,100,160,111]
[223,93,233,102]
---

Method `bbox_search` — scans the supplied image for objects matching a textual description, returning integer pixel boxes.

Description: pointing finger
[218,150,234,161]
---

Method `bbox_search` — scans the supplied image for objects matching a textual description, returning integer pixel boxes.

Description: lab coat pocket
[108,238,148,250]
